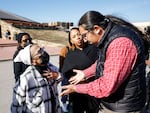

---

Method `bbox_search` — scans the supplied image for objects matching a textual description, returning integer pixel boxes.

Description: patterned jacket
[11,65,61,113]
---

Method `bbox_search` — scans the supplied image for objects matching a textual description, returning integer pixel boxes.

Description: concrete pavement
[0,60,14,113]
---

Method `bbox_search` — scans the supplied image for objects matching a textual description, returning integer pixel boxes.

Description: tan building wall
[0,19,22,40]
[132,21,150,32]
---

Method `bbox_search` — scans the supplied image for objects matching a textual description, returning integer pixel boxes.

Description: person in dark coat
[13,32,32,82]
[61,27,99,113]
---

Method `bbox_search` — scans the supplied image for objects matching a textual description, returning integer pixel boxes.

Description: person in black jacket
[13,32,32,82]
[145,49,150,113]
[61,27,99,113]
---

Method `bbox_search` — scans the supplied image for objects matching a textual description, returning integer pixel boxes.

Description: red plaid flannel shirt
[76,37,137,98]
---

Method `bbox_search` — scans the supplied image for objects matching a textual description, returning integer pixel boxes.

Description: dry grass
[21,29,68,45]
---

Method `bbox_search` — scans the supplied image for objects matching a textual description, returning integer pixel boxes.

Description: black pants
[144,72,150,112]
[70,93,99,113]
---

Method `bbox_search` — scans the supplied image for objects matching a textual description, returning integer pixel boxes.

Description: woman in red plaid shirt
[61,11,147,113]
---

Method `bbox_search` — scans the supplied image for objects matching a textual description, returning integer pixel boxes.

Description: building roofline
[0,9,39,23]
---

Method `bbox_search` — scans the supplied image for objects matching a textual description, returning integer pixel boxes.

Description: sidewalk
[0,39,62,61]
[0,39,17,60]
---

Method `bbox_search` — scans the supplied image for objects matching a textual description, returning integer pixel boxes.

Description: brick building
[0,9,42,40]
[0,9,74,40]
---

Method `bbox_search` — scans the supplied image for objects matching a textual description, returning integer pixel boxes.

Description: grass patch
[21,29,68,45]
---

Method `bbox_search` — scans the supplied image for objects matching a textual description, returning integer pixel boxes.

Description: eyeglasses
[32,47,45,59]
[81,32,89,40]
[22,39,29,42]
[37,47,44,55]
[22,38,32,43]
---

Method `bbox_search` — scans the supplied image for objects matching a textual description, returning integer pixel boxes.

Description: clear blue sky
[0,0,150,25]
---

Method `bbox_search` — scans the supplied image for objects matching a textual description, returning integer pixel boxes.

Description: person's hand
[69,69,85,84]
[43,70,59,80]
[146,59,150,66]
[60,84,76,96]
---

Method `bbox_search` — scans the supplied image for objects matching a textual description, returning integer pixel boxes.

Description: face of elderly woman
[30,45,49,66]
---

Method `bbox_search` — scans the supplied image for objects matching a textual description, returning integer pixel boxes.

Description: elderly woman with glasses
[11,44,62,113]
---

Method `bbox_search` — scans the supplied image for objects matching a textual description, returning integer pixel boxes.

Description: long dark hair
[106,15,149,57]
[78,11,109,31]
[68,27,79,46]
[78,10,149,57]
[17,32,32,43]
[13,33,32,59]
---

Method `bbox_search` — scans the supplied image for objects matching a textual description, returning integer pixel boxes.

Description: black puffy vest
[96,22,146,112]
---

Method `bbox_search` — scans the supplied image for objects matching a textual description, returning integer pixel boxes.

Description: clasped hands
[42,69,59,80]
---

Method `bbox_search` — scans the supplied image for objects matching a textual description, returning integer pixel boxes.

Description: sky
[0,0,150,25]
